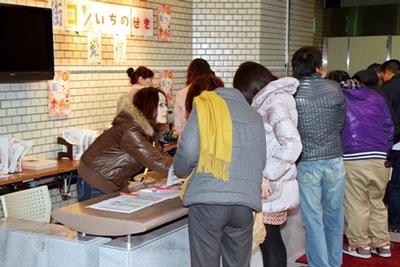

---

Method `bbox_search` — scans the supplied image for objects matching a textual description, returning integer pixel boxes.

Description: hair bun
[127,67,135,78]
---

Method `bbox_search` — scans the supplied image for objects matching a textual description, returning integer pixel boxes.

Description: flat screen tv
[0,4,54,82]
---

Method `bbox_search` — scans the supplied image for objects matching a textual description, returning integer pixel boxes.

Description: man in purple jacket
[337,72,394,259]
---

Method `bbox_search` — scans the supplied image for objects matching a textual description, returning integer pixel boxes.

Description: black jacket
[295,73,346,161]
[380,74,400,143]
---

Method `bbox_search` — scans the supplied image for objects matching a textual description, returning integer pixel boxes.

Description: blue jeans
[297,157,346,267]
[385,152,400,229]
[76,175,106,202]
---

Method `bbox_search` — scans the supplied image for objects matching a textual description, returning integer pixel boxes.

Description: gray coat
[173,88,266,211]
[295,73,346,161]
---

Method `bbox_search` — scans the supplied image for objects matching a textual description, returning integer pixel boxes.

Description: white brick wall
[193,0,323,83]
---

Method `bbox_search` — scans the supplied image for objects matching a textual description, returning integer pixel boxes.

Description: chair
[1,185,52,223]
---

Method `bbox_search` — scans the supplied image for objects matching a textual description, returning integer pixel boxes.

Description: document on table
[87,189,179,213]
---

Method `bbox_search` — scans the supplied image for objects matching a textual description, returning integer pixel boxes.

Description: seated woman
[77,87,172,201]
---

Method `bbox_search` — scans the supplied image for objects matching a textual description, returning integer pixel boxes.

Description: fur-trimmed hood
[114,92,154,137]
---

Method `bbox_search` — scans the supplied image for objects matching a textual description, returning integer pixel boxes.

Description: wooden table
[52,171,188,236]
[0,160,79,186]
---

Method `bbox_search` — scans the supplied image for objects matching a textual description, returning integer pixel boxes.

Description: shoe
[343,244,371,259]
[371,245,391,258]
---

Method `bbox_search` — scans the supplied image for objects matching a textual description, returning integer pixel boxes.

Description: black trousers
[259,224,287,267]
[188,204,253,267]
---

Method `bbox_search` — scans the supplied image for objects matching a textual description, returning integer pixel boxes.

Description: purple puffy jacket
[341,86,394,160]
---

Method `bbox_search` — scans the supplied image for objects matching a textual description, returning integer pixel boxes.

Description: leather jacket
[79,94,172,193]
[295,73,346,161]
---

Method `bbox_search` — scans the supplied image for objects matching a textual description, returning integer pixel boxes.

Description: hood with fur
[114,92,154,137]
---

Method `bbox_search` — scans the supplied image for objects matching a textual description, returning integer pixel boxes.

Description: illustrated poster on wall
[87,31,102,63]
[159,70,174,104]
[50,0,65,29]
[48,71,71,116]
[157,5,171,42]
[113,33,127,63]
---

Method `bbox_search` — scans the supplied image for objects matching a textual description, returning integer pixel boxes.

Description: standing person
[173,58,214,134]
[380,59,400,233]
[367,63,384,87]
[78,87,172,201]
[291,46,346,267]
[185,74,224,115]
[126,66,154,95]
[173,83,266,267]
[116,66,154,111]
[233,61,302,267]
[331,76,394,259]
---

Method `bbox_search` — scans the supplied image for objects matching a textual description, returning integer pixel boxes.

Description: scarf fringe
[198,151,230,181]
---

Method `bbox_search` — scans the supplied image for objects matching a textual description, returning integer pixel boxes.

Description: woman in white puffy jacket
[233,62,302,267]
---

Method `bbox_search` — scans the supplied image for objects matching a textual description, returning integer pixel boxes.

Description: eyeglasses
[158,102,168,108]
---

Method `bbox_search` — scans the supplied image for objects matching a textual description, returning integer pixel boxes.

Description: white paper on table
[166,165,185,186]
[87,190,179,213]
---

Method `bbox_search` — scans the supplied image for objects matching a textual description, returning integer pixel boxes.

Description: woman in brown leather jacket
[77,87,172,201]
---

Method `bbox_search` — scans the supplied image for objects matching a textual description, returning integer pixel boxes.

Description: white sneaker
[371,245,391,258]
[343,245,371,259]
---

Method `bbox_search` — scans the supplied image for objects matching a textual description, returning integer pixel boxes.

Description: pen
[140,167,148,183]
[140,142,155,183]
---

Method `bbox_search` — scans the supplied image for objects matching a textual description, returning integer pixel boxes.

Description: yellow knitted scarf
[179,91,233,199]
[194,90,232,181]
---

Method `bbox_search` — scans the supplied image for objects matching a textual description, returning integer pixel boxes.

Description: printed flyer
[48,71,71,116]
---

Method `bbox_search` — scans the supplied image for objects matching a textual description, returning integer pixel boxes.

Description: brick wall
[193,0,324,83]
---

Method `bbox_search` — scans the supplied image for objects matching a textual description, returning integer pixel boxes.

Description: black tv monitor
[0,4,54,83]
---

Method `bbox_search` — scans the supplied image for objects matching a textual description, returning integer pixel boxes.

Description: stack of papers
[23,159,57,170]
[87,188,179,213]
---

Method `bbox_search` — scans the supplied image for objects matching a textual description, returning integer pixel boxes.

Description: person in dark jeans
[385,151,400,232]
[380,59,400,232]
[76,174,105,202]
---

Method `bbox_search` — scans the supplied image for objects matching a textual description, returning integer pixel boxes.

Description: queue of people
[76,51,400,267]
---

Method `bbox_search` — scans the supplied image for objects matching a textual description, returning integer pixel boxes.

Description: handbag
[252,211,266,249]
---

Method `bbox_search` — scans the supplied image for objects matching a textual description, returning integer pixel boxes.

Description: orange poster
[157,5,171,42]
[48,71,71,116]
[159,70,174,104]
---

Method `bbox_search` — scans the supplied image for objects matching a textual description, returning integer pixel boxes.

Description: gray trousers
[188,204,253,267]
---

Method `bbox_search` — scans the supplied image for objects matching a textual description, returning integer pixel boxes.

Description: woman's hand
[261,178,272,199]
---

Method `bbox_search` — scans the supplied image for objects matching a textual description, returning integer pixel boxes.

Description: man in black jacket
[381,59,400,233]
[292,46,346,267]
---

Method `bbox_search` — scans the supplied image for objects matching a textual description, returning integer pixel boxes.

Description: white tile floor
[390,231,400,243]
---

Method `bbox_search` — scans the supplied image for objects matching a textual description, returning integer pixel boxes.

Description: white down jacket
[251,77,302,212]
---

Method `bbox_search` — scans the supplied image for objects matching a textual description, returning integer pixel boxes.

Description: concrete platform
[0,218,110,267]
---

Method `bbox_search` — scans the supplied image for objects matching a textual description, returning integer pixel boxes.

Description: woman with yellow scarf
[173,75,266,267]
